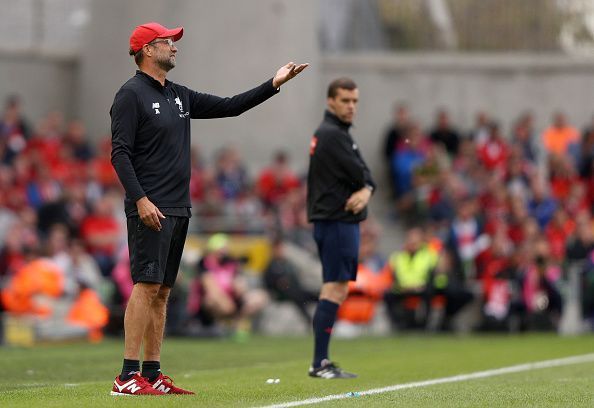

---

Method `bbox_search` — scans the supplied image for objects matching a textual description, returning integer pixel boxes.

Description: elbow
[111,150,127,169]
[110,152,119,167]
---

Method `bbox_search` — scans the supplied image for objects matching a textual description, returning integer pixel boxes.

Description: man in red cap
[109,21,308,396]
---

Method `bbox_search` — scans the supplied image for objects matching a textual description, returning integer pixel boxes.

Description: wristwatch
[364,184,374,193]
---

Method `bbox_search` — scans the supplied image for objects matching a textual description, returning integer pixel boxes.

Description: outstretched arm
[189,61,309,119]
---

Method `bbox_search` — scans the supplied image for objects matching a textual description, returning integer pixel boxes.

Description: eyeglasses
[148,38,175,48]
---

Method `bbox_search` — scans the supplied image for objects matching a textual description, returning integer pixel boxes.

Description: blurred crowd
[0,94,309,342]
[379,104,594,332]
[1,93,593,344]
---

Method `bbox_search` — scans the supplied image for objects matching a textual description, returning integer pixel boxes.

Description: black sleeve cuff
[268,78,280,94]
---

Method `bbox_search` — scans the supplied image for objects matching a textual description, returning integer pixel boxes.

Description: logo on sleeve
[152,102,160,114]
[309,136,318,156]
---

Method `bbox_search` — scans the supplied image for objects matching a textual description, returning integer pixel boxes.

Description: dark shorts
[127,216,189,287]
[313,221,360,283]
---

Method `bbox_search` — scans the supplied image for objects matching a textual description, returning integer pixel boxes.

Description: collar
[135,70,171,90]
[324,110,352,131]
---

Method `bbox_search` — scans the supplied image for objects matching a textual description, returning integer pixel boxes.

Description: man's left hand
[272,62,309,88]
[345,187,372,214]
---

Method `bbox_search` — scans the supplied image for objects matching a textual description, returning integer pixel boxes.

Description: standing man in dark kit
[307,78,375,379]
[109,21,308,396]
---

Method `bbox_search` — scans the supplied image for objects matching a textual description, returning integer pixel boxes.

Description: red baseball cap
[129,22,184,54]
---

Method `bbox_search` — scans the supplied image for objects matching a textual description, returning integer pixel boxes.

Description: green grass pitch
[1,334,593,407]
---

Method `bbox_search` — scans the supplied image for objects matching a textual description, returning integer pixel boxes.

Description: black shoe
[308,359,357,379]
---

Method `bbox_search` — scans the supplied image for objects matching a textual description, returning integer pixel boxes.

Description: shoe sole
[309,376,358,379]
[308,372,358,379]
[110,391,164,396]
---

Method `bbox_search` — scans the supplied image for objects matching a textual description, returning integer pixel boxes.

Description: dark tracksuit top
[110,70,279,217]
[307,110,376,223]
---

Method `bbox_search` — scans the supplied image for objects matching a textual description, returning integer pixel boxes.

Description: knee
[320,283,349,304]
[135,282,161,300]
[334,290,349,304]
[153,287,171,306]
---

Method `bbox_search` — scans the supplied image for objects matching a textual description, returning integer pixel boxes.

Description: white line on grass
[258,353,594,408]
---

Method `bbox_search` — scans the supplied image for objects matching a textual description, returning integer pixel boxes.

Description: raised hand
[272,61,309,88]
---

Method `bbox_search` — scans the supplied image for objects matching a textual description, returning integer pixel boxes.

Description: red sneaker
[148,372,195,395]
[111,372,165,396]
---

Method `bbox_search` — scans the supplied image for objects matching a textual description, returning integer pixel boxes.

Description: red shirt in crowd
[550,174,579,201]
[80,215,120,256]
[545,218,575,261]
[477,139,508,172]
[256,168,300,206]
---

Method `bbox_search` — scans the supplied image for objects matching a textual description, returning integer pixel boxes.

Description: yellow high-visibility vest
[389,246,438,290]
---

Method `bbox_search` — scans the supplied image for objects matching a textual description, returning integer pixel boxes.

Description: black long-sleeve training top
[110,70,279,217]
[307,110,376,223]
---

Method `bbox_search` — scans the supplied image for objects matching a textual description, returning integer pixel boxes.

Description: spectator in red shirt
[481,229,515,323]
[549,154,579,202]
[50,143,86,185]
[544,208,575,262]
[89,137,119,189]
[477,122,508,173]
[480,177,509,226]
[189,145,209,203]
[0,164,27,212]
[256,150,301,208]
[27,111,64,166]
[80,194,121,277]
[507,196,529,244]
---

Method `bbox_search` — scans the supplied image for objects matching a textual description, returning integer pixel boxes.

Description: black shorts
[313,221,360,283]
[127,216,189,287]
